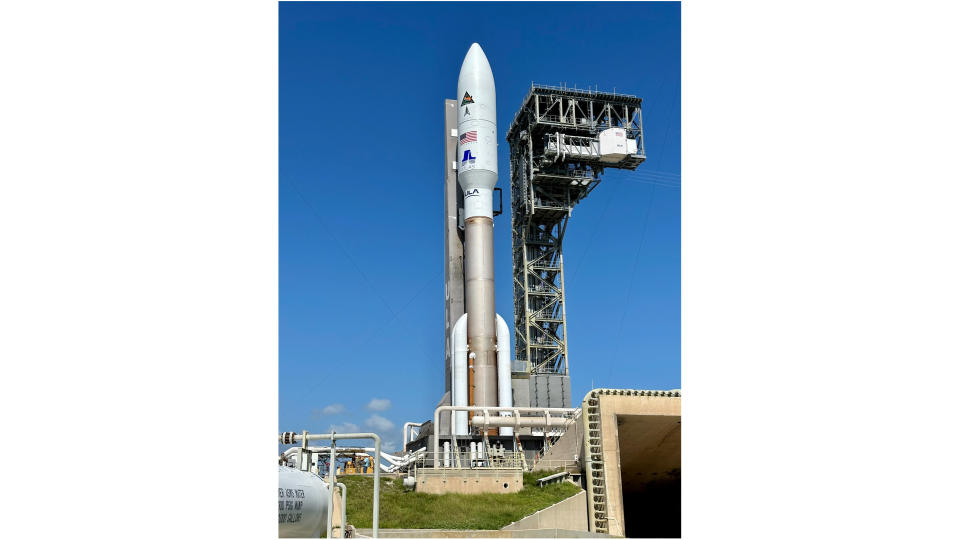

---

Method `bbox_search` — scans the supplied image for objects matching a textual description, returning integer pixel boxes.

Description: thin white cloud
[321,403,346,415]
[364,414,395,432]
[329,422,360,433]
[366,398,391,411]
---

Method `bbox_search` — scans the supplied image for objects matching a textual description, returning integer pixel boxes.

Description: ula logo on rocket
[464,188,480,198]
[462,149,477,164]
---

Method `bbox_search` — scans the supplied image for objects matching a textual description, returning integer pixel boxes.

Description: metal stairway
[583,393,608,534]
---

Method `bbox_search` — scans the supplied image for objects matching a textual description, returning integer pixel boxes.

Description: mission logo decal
[461,92,475,106]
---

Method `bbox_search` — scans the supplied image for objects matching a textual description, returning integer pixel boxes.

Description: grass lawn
[339,470,581,530]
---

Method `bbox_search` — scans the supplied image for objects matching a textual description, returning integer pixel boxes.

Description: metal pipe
[327,436,336,539]
[471,415,571,427]
[284,446,422,473]
[296,430,309,471]
[467,351,476,411]
[453,314,468,435]
[336,482,347,538]
[284,446,370,457]
[495,314,513,436]
[402,422,424,453]
[432,406,578,465]
[279,432,381,537]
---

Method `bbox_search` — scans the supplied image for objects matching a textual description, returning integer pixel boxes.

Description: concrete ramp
[501,491,587,532]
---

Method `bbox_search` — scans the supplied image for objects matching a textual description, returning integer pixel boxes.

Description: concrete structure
[501,491,587,532]
[416,468,523,495]
[331,487,346,537]
[582,389,680,538]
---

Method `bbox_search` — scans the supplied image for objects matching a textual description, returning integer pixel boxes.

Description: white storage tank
[598,127,629,163]
[278,465,330,538]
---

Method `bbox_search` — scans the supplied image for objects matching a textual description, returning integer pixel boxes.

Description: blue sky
[279,1,680,452]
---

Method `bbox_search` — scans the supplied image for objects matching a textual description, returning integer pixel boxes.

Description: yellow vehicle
[341,453,373,474]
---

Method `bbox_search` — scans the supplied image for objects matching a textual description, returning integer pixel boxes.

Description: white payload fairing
[457,43,498,221]
[454,43,512,434]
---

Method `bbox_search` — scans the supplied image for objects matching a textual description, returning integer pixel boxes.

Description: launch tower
[506,85,646,408]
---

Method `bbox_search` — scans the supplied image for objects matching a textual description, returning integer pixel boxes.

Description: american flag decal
[459,131,477,144]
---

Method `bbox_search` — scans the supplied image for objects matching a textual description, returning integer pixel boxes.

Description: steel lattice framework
[506,84,646,376]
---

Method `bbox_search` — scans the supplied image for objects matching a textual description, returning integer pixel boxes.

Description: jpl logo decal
[462,150,476,164]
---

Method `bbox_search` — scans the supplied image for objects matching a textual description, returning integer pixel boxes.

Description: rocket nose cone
[460,43,491,73]
[457,42,495,123]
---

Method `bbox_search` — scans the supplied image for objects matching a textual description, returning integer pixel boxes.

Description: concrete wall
[417,468,523,495]
[331,489,344,535]
[595,393,681,537]
[502,491,587,532]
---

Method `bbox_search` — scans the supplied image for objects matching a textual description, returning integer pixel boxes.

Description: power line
[357,268,440,348]
[283,178,438,366]
[655,80,680,167]
[569,173,626,287]
[631,169,680,180]
[613,183,659,362]
[614,176,680,189]
[631,176,679,187]
[640,168,680,178]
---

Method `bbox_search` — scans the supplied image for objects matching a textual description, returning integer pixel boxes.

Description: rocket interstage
[457,43,499,414]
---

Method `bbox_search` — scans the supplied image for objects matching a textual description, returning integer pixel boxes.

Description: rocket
[457,43,499,414]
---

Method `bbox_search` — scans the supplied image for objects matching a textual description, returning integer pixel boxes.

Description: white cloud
[364,414,395,432]
[329,422,359,433]
[321,403,346,415]
[366,398,391,411]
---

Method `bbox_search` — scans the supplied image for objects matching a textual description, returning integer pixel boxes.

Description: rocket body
[457,43,499,412]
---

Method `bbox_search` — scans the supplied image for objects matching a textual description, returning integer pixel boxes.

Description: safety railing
[414,450,526,470]
[530,458,581,472]
[532,83,638,99]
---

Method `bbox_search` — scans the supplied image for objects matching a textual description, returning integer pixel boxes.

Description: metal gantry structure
[506,84,646,379]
